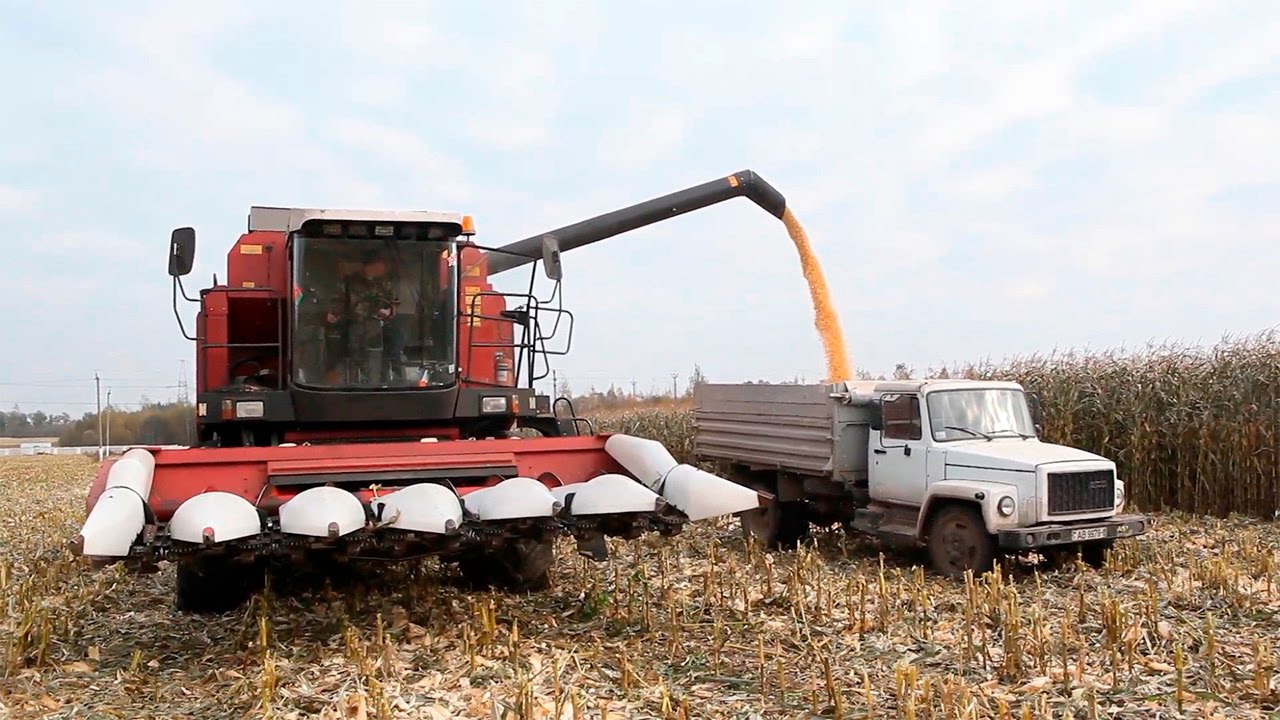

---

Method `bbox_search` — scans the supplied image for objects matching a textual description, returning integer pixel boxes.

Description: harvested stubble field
[1,456,1278,719]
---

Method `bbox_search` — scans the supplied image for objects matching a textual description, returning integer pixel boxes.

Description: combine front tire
[458,538,555,593]
[174,555,261,613]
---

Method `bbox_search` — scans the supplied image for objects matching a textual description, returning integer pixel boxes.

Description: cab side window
[881,393,922,441]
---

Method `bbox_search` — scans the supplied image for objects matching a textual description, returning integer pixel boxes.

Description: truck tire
[740,495,809,550]
[174,555,261,613]
[458,538,554,592]
[926,504,996,580]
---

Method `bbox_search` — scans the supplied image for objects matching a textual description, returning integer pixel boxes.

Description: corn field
[594,330,1280,519]
[2,456,1279,718]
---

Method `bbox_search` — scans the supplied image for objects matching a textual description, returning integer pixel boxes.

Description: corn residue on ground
[782,208,852,383]
[2,455,1279,718]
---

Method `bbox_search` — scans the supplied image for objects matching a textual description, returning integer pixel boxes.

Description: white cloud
[596,108,688,172]
[0,185,37,215]
[1156,21,1280,105]
[4,1,1280,402]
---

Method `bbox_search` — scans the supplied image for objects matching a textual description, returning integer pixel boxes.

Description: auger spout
[486,169,787,275]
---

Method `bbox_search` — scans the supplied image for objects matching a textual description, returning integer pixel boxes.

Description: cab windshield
[291,227,458,389]
[925,388,1036,441]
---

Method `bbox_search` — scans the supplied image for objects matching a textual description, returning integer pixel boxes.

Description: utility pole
[631,379,637,399]
[552,369,558,398]
[94,372,102,461]
[179,359,192,445]
[105,388,111,454]
[671,372,678,398]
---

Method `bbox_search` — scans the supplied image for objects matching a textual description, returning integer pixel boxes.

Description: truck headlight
[1115,484,1125,509]
[997,496,1015,517]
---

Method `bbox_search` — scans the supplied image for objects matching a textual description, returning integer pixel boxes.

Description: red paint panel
[266,452,517,476]
[87,435,630,522]
[225,231,287,293]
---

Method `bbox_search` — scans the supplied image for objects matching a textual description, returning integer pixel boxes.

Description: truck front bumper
[997,513,1150,550]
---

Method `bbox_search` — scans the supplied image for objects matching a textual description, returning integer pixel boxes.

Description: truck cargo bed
[693,383,869,483]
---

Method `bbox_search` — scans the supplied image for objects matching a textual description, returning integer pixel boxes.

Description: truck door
[872,392,928,505]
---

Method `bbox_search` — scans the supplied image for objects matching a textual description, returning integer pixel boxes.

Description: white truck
[692,378,1149,578]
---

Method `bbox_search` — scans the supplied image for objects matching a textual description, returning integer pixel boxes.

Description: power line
[0,400,159,408]
[0,381,181,389]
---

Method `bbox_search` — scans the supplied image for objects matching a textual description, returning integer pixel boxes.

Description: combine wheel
[458,538,555,593]
[174,554,262,613]
[925,504,996,580]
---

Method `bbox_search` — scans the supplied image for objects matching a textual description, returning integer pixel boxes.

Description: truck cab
[860,378,1147,575]
[692,379,1150,579]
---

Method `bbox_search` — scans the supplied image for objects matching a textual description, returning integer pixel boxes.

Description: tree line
[0,402,196,447]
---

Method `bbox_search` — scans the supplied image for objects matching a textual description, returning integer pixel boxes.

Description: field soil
[1,456,1278,718]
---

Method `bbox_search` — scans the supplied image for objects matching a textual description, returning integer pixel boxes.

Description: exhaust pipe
[74,448,156,557]
[603,434,760,521]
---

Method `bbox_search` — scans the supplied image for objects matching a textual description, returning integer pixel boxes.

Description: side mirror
[1027,391,1045,429]
[868,400,883,431]
[169,227,196,277]
[541,234,563,281]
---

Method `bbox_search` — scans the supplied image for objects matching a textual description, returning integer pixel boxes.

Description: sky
[1,0,1278,413]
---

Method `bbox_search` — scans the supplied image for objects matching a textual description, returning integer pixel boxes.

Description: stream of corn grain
[782,207,852,382]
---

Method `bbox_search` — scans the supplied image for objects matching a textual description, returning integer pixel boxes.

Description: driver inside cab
[328,250,407,383]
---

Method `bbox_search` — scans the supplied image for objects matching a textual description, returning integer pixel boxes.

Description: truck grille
[1046,469,1114,515]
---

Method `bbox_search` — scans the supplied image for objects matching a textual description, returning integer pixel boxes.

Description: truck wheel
[926,505,996,580]
[740,497,809,550]
[174,555,261,613]
[458,538,554,592]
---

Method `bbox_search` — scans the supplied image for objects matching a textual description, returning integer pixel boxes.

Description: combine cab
[74,170,790,612]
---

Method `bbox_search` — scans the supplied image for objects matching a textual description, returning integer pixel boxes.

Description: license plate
[1071,527,1108,541]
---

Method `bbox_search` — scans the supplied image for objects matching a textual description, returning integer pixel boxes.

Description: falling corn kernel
[782,207,852,382]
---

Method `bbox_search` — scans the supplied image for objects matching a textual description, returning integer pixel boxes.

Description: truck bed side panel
[692,384,835,476]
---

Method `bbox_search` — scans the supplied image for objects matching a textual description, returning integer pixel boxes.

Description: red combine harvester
[74,170,789,612]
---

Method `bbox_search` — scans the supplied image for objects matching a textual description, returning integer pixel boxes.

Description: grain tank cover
[247,206,465,234]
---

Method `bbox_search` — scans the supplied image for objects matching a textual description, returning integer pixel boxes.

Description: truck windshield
[926,388,1036,441]
[290,230,458,389]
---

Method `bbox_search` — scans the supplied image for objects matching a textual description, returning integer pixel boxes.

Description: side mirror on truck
[1027,391,1045,434]
[869,400,883,431]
